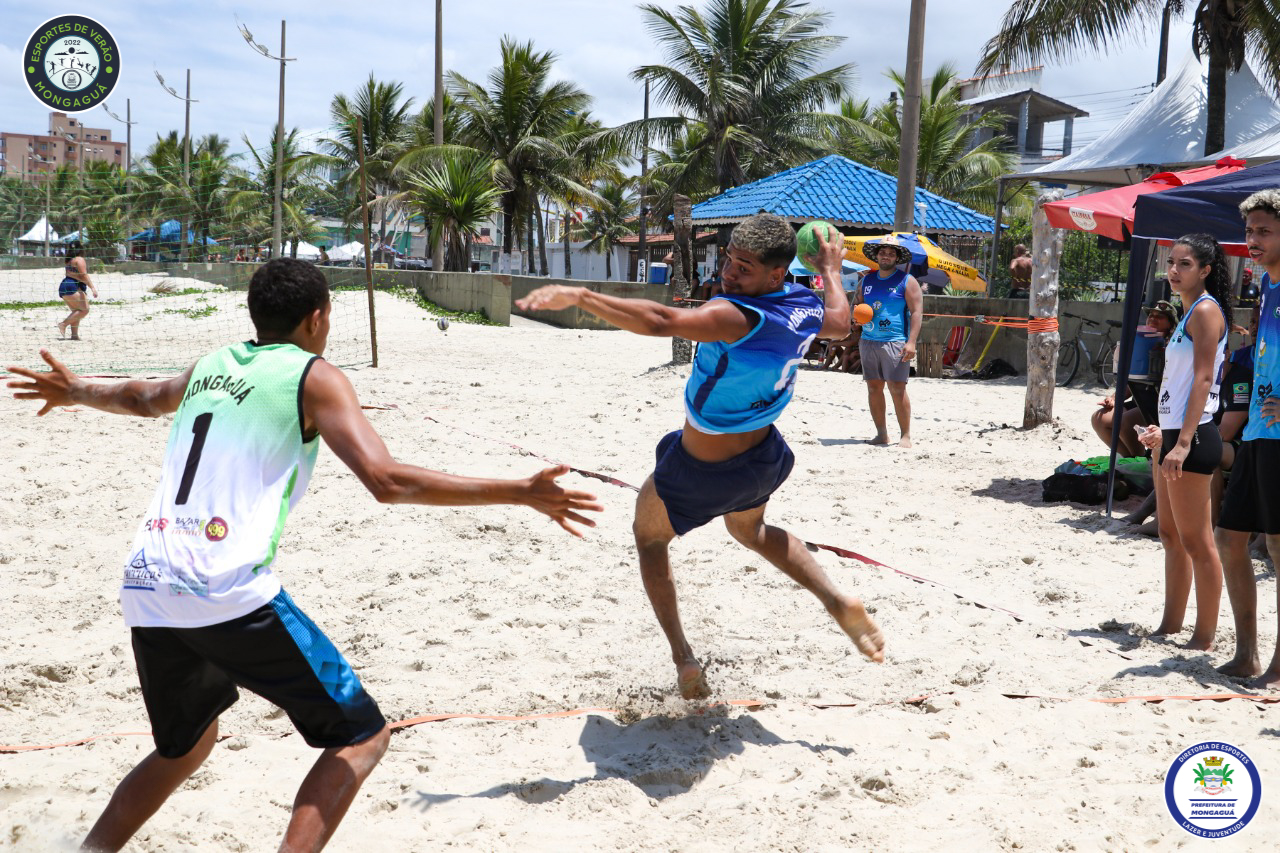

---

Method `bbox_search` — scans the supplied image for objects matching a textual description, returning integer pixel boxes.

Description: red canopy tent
[1042,157,1247,250]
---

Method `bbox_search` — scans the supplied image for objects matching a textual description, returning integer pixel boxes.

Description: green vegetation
[161,303,220,319]
[387,285,499,326]
[141,288,209,301]
[0,300,66,310]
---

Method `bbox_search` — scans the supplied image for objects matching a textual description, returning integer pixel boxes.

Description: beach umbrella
[844,232,985,292]
[788,255,868,277]
[1042,156,1246,243]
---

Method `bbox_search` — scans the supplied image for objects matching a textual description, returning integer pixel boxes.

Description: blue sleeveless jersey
[1246,272,1280,441]
[860,269,909,341]
[684,283,824,434]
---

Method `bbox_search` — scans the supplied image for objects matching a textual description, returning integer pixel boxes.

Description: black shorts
[653,426,794,535]
[131,589,385,758]
[1158,422,1222,476]
[1220,439,1280,534]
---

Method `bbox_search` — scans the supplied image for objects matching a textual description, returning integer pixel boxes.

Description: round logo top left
[23,15,120,112]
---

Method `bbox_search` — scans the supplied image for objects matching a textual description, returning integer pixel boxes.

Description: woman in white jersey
[1138,233,1231,650]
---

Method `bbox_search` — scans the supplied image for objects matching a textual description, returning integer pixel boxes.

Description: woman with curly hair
[1137,233,1233,650]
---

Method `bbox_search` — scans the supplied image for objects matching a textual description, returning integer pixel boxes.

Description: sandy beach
[2,285,1278,851]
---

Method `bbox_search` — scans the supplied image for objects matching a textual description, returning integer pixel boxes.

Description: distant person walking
[855,237,923,447]
[56,240,97,341]
[1009,244,1032,298]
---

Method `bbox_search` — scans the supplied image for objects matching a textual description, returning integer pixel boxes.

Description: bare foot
[831,596,884,663]
[898,435,912,449]
[869,434,890,446]
[1218,655,1262,678]
[1184,635,1214,652]
[56,322,67,339]
[676,660,710,700]
[1248,667,1280,689]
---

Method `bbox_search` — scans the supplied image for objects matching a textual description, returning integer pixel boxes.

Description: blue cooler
[649,262,669,284]
[1128,327,1164,382]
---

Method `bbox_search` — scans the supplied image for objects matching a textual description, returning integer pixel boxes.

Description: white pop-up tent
[1014,51,1280,187]
[292,241,323,260]
[16,216,59,244]
[327,240,365,261]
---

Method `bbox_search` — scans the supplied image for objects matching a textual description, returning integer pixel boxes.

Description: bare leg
[279,725,390,853]
[865,379,890,444]
[1216,527,1260,677]
[723,504,884,662]
[58,294,80,338]
[1252,534,1280,688]
[1123,491,1157,525]
[1152,467,1191,638]
[632,476,707,698]
[1117,407,1146,457]
[1163,470,1222,651]
[82,719,220,852]
[887,380,912,448]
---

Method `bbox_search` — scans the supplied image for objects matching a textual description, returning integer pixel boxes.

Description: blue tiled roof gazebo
[690,155,996,237]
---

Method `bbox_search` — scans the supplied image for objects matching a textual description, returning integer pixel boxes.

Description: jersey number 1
[175,413,213,505]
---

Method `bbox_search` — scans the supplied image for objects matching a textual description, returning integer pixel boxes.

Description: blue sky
[0,1,1196,166]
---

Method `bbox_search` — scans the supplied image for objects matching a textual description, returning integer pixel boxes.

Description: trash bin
[649,262,669,284]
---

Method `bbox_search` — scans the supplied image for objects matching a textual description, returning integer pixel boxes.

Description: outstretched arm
[304,360,602,536]
[515,286,752,343]
[7,349,192,417]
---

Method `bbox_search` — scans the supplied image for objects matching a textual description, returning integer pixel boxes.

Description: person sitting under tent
[1093,301,1178,457]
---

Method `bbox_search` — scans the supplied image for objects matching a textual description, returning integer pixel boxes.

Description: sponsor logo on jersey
[143,518,168,532]
[205,517,229,542]
[122,548,160,591]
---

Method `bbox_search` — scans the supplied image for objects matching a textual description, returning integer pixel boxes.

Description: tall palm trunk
[534,201,549,276]
[527,207,535,274]
[605,243,612,280]
[1205,43,1228,156]
[563,210,572,278]
[501,193,515,271]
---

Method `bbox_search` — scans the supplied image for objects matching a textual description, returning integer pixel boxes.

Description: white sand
[2,289,1279,850]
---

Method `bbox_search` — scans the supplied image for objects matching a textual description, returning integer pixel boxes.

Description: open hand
[1261,395,1280,427]
[805,224,846,280]
[516,285,583,312]
[6,349,81,416]
[524,464,604,537]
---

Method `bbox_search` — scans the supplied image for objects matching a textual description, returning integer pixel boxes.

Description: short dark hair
[66,240,83,260]
[729,213,796,268]
[248,258,330,338]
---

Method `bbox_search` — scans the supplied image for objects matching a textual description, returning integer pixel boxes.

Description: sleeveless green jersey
[121,342,320,627]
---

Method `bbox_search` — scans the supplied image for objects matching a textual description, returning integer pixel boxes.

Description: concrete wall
[93,261,513,325]
[508,275,676,330]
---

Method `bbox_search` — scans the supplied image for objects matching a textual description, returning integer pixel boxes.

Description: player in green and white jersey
[7,258,602,852]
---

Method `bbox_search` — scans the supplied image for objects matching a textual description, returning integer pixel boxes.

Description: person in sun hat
[854,235,923,448]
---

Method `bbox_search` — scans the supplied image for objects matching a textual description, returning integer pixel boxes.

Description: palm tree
[979,1,1280,156]
[581,181,636,280]
[403,151,503,272]
[131,132,236,259]
[448,37,593,271]
[616,0,853,196]
[228,126,328,255]
[835,65,1019,212]
[325,75,415,257]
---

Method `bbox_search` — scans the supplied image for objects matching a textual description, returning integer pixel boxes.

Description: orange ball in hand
[853,303,874,325]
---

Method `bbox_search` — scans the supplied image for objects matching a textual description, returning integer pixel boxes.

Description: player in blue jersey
[8,259,602,851]
[855,237,923,447]
[1216,190,1280,684]
[516,214,885,699]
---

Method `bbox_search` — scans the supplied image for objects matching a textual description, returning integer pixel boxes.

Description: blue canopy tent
[1102,158,1280,510]
[128,219,219,245]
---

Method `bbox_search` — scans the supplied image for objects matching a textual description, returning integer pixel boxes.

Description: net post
[355,117,379,368]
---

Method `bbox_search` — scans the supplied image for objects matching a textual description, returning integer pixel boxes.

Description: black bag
[1041,472,1129,505]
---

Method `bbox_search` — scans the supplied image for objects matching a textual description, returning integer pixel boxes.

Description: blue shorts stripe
[269,589,365,708]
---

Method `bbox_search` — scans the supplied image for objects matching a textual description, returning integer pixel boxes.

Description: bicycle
[1056,311,1122,388]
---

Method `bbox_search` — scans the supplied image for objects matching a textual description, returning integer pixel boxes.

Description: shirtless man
[1009,243,1032,298]
[516,214,884,698]
[8,258,600,851]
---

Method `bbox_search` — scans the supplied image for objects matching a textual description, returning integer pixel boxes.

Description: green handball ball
[796,220,841,273]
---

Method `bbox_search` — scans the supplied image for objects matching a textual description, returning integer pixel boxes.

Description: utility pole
[103,99,138,255]
[239,18,296,261]
[1156,0,1173,84]
[155,67,197,262]
[894,0,927,231]
[637,79,649,283]
[432,0,445,273]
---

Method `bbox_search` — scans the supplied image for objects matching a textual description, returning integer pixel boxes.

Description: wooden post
[1023,189,1065,428]
[356,118,379,368]
[670,193,693,364]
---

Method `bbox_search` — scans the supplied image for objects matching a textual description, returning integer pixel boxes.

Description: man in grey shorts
[855,238,923,447]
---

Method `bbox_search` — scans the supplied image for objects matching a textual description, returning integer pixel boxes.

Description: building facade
[0,111,125,182]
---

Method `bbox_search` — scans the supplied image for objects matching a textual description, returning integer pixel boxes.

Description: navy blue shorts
[653,426,795,535]
[131,589,385,758]
[58,277,84,298]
